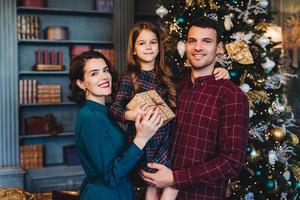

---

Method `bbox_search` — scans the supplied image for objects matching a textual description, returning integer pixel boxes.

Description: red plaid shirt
[171,75,249,200]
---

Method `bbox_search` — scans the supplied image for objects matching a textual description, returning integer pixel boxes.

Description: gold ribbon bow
[146,97,165,110]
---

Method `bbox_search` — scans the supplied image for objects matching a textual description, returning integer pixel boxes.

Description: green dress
[75,100,144,200]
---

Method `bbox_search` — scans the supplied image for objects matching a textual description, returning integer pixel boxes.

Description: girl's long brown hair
[127,22,176,108]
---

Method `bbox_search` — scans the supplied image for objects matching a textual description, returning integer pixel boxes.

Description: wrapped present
[126,90,175,126]
[225,40,254,65]
[63,145,80,166]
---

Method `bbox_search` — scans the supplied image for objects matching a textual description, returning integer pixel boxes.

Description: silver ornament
[249,109,254,118]
[246,19,254,25]
[240,83,251,93]
[283,171,291,180]
[272,100,285,113]
[224,15,233,31]
[258,0,269,9]
[280,192,288,200]
[268,150,278,165]
[155,5,168,18]
[262,58,275,72]
[177,40,186,58]
[256,36,270,48]
[268,107,274,114]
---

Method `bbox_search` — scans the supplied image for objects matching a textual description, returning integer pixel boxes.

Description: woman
[68,51,163,199]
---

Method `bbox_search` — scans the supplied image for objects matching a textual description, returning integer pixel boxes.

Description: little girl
[110,22,229,200]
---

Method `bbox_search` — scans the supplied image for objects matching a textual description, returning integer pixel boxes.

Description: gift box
[46,26,68,40]
[63,145,80,166]
[126,90,175,126]
[225,40,254,65]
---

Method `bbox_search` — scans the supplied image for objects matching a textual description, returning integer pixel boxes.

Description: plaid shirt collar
[187,74,215,89]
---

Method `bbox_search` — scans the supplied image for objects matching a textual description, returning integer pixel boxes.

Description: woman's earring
[83,88,87,92]
[133,52,137,55]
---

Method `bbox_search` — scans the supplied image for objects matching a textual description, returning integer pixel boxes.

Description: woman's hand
[133,108,163,149]
[213,67,230,80]
[124,102,146,121]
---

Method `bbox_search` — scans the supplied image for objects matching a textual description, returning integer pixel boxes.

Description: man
[141,17,249,200]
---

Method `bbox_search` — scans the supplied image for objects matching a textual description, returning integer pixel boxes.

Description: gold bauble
[269,127,286,141]
[255,22,269,31]
[247,145,261,163]
[289,133,299,145]
[197,0,205,6]
[229,181,241,192]
[186,0,193,5]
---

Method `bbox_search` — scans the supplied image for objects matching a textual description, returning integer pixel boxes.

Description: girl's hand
[124,102,146,121]
[213,67,230,80]
[133,108,163,149]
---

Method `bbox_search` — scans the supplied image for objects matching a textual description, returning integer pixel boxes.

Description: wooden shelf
[20,132,74,139]
[17,6,113,17]
[20,102,75,107]
[19,70,69,75]
[26,164,83,172]
[24,164,85,192]
[18,39,113,45]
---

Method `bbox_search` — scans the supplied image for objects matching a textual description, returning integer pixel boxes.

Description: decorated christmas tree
[154,0,300,199]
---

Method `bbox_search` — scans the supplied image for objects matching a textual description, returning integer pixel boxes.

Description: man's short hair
[188,16,221,43]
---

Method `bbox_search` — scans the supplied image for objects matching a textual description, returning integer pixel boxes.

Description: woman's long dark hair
[68,51,113,105]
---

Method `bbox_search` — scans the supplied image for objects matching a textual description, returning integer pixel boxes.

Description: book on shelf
[27,79,32,103]
[19,79,37,104]
[17,15,40,40]
[37,84,61,104]
[20,144,44,170]
[96,0,114,12]
[23,79,28,104]
[94,48,115,68]
[24,113,64,135]
[32,80,37,104]
[19,79,24,104]
[24,116,48,135]
[17,15,21,39]
[19,80,62,104]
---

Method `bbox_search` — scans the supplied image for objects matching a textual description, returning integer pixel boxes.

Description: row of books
[17,15,40,40]
[95,48,115,68]
[20,144,43,170]
[38,84,61,103]
[96,0,114,12]
[19,80,61,104]
[20,144,80,170]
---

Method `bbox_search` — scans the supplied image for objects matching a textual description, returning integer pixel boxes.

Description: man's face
[186,26,221,73]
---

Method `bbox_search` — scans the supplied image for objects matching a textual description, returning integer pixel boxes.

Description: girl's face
[134,29,159,71]
[76,58,112,104]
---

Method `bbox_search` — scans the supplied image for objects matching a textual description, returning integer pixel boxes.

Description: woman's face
[76,58,112,103]
[134,29,159,70]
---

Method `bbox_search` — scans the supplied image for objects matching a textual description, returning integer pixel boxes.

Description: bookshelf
[17,0,114,192]
[0,0,143,190]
